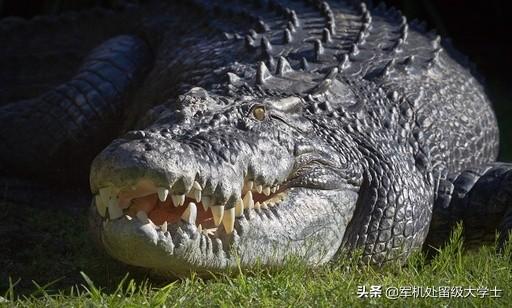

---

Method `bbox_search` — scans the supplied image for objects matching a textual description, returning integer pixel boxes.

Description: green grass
[1,202,511,307]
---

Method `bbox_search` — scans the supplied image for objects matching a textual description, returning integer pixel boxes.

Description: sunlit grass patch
[2,206,511,307]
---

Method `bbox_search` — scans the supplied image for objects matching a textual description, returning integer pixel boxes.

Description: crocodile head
[89,77,364,277]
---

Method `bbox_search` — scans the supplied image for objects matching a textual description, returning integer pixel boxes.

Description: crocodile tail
[0,35,153,184]
[0,2,142,104]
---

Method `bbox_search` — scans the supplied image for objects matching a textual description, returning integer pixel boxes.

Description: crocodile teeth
[211,205,224,226]
[198,224,203,233]
[136,210,150,224]
[243,191,254,209]
[256,185,263,193]
[99,187,113,205]
[157,188,169,202]
[223,207,235,234]
[202,196,211,209]
[107,199,123,219]
[263,186,271,196]
[95,195,107,217]
[193,181,202,190]
[194,189,202,202]
[171,194,185,207]
[181,202,197,224]
[271,186,277,194]
[235,198,244,217]
[161,221,168,232]
[261,202,268,209]
[254,201,261,210]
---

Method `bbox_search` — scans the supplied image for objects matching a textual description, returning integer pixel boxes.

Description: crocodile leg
[426,163,512,250]
[340,152,434,266]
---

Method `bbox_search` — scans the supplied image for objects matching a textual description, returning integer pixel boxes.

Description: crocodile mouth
[94,177,286,236]
[90,138,360,276]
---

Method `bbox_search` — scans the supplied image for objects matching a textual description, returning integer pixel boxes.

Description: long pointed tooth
[194,189,202,202]
[193,181,202,191]
[256,185,263,193]
[202,196,211,209]
[171,194,185,207]
[161,221,168,232]
[261,202,268,209]
[108,199,123,219]
[243,191,254,210]
[125,214,133,220]
[99,187,112,204]
[136,210,149,224]
[222,207,235,234]
[178,195,185,206]
[271,187,277,194]
[254,201,261,210]
[157,188,169,202]
[181,202,197,224]
[211,205,224,226]
[95,195,107,217]
[198,224,203,233]
[171,195,180,207]
[263,186,271,196]
[235,198,244,217]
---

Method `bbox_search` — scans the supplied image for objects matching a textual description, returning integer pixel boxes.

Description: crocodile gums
[1,0,511,277]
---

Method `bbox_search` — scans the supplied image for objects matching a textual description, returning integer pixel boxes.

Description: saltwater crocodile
[0,0,511,277]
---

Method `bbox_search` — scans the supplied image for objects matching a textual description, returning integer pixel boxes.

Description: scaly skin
[1,1,510,277]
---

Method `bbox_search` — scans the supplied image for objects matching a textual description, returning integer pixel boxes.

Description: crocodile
[1,0,511,277]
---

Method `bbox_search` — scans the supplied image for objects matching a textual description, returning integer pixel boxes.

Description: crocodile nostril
[144,143,154,152]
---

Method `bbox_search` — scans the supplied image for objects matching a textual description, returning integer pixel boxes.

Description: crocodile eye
[252,106,266,121]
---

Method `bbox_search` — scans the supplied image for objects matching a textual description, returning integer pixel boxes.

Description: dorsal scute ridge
[432,35,442,49]
[276,56,293,76]
[261,36,272,53]
[322,28,332,43]
[256,19,270,33]
[256,61,272,85]
[340,54,350,70]
[321,1,333,18]
[314,39,325,61]
[289,10,300,27]
[283,28,293,43]
[245,35,256,50]
[382,58,396,76]
[287,21,296,32]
